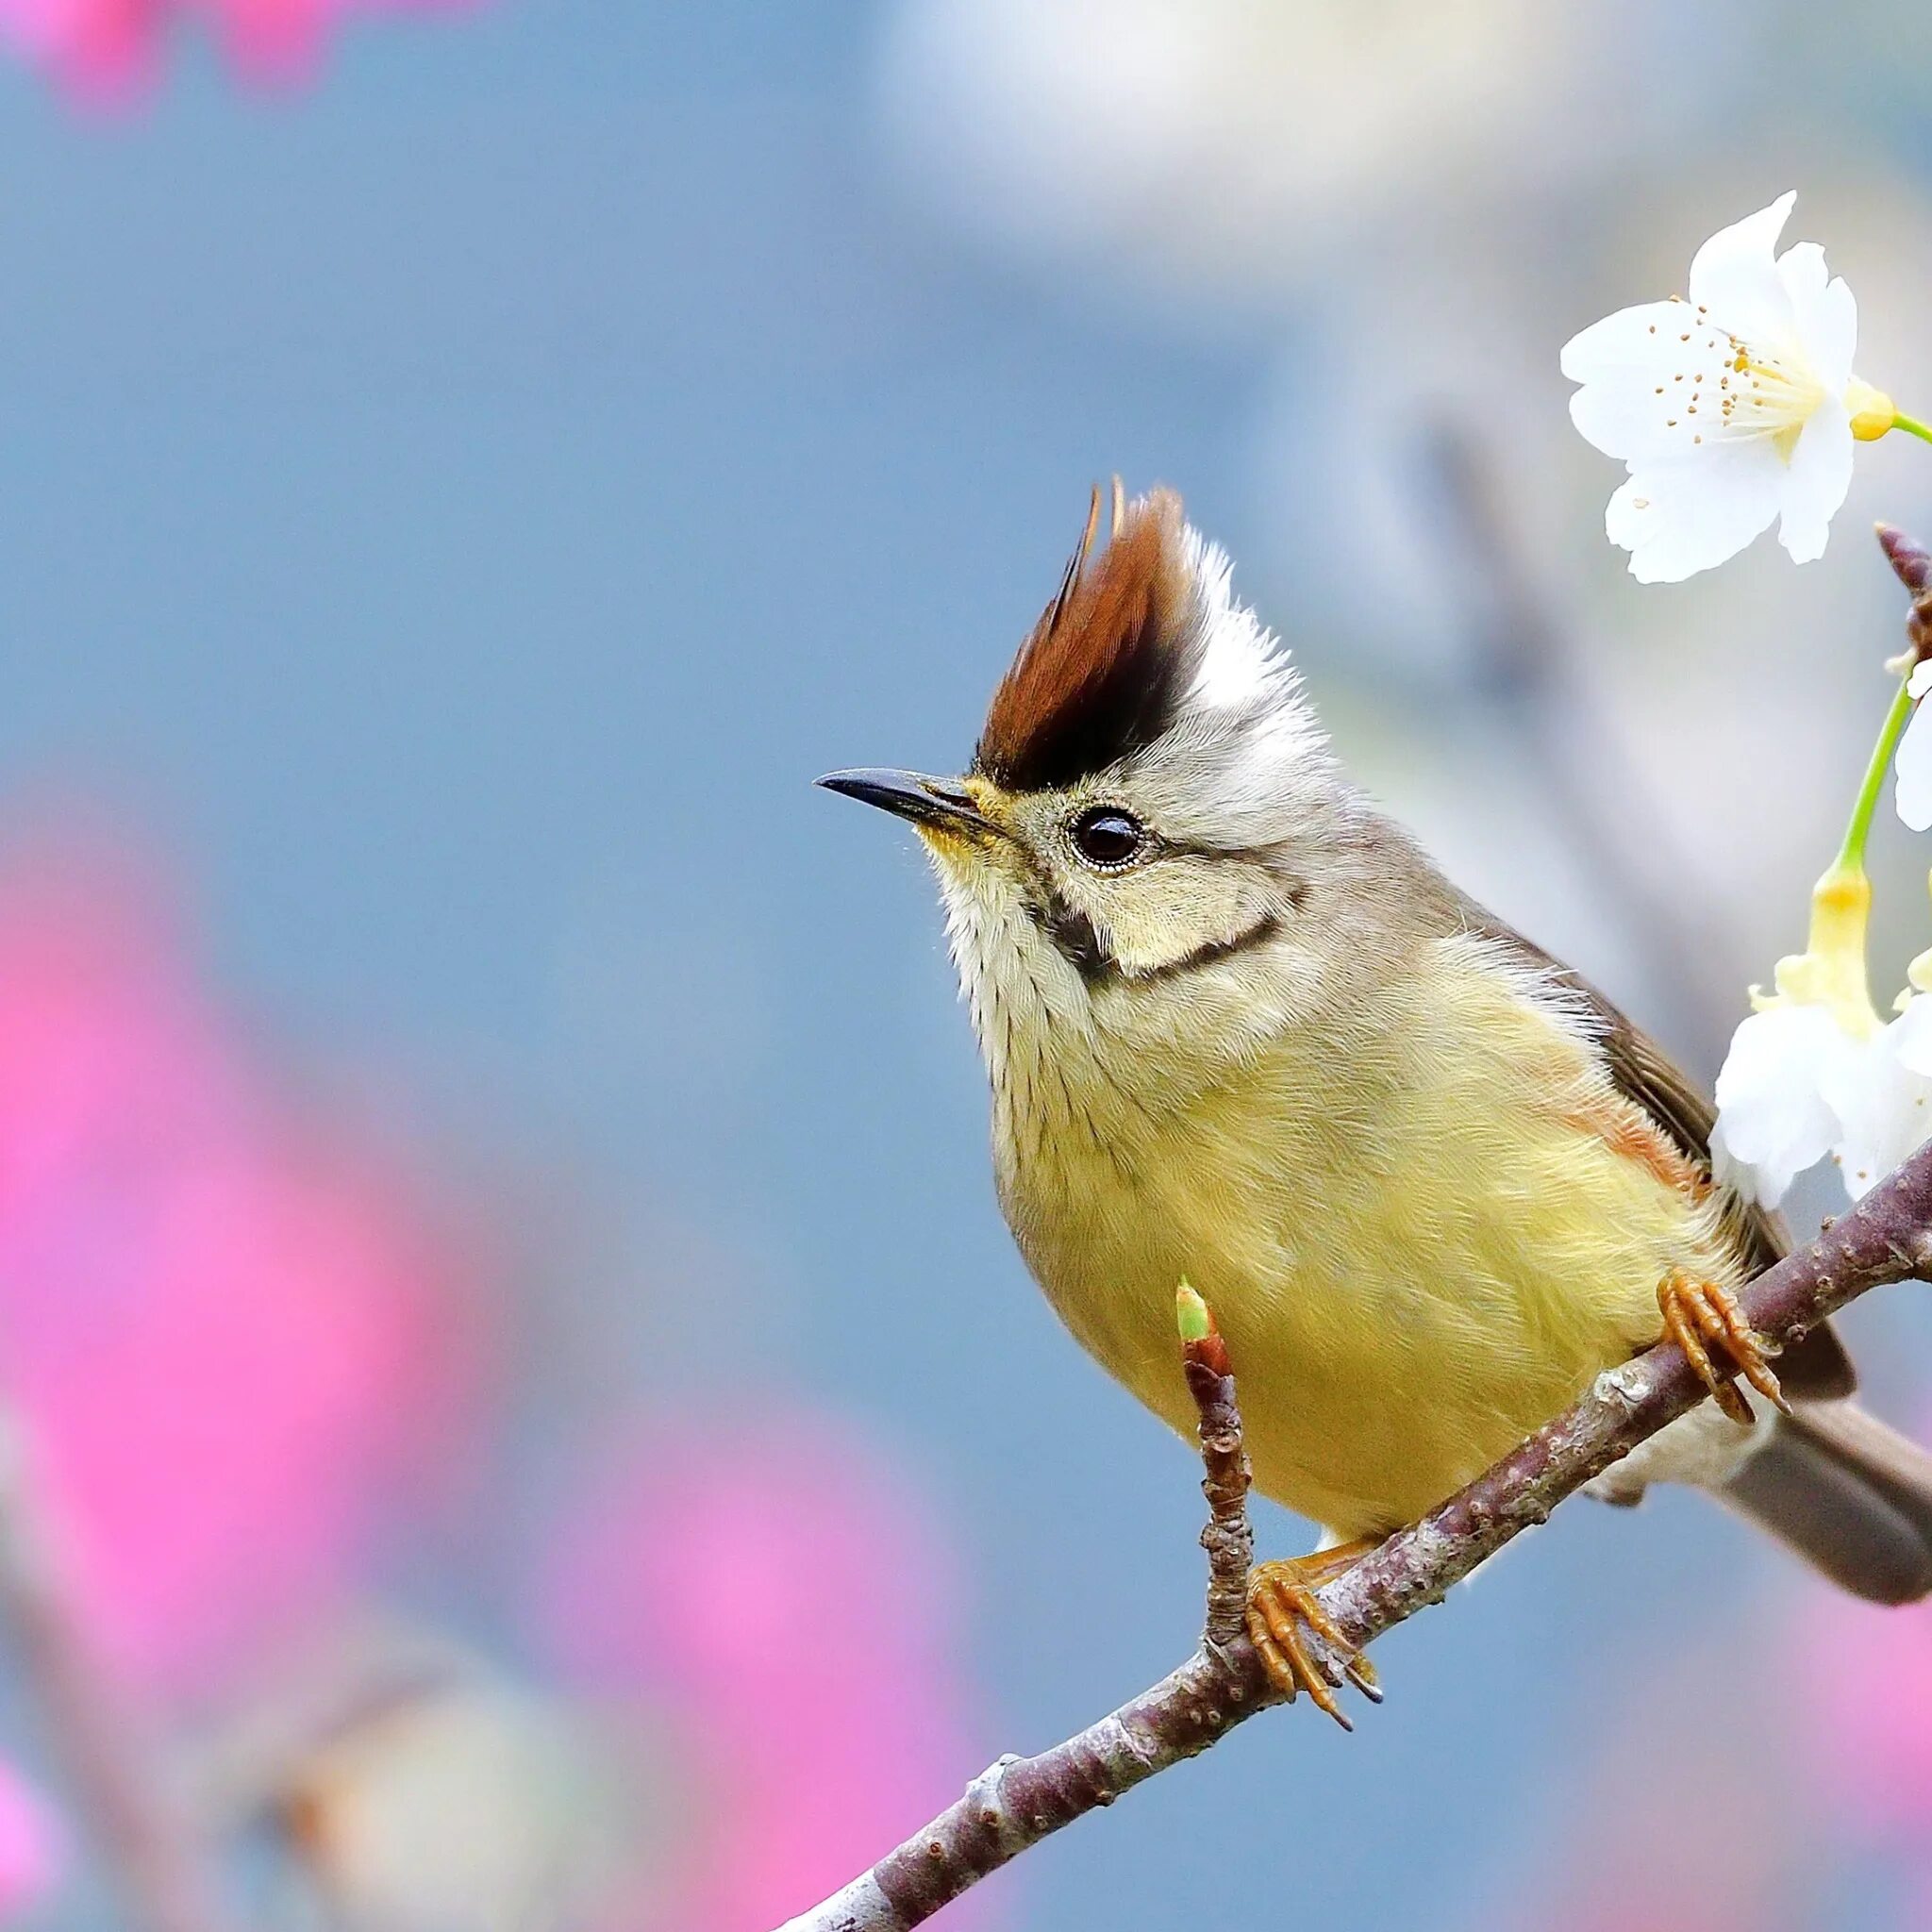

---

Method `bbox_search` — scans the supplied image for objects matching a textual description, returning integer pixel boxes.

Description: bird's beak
[815,768,998,840]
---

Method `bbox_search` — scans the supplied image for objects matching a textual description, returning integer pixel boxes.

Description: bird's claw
[1657,1268,1788,1424]
[1244,1542,1380,1730]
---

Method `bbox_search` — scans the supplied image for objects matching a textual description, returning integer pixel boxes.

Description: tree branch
[775,1141,1932,1932]
[1175,1281,1253,1651]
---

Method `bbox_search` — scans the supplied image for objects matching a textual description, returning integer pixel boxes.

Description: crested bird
[820,483,1932,1721]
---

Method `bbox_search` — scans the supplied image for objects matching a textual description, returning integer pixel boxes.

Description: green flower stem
[1894,411,1932,447]
[1835,674,1918,874]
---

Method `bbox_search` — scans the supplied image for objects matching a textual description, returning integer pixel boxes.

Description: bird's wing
[1468,908,1857,1401]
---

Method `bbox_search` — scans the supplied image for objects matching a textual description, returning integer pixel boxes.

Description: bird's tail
[1722,1402,1932,1605]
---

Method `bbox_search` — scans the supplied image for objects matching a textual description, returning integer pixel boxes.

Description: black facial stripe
[1124,912,1283,985]
[1041,899,1108,981]
[1029,899,1283,988]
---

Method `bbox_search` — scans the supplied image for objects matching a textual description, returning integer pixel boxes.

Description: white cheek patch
[1095,858,1277,982]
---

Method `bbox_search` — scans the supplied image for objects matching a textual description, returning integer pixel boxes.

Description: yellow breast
[992,939,1736,1537]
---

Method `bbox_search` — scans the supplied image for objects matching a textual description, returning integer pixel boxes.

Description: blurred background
[2,3,1932,1927]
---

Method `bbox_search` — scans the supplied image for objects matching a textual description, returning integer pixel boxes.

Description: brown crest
[974,485,1196,791]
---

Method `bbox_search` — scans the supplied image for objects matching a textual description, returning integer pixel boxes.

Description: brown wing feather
[1467,908,1857,1401]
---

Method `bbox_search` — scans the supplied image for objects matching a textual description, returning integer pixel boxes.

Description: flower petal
[1559,300,1698,384]
[1688,192,1799,347]
[1568,375,1683,465]
[1896,699,1932,833]
[1822,1023,1932,1199]
[1711,1002,1851,1207]
[1776,394,1853,564]
[1564,301,1729,464]
[1607,443,1783,583]
[1777,241,1858,393]
[1890,991,1932,1076]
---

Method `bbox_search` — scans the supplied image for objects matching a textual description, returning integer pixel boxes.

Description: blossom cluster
[1565,193,1932,1208]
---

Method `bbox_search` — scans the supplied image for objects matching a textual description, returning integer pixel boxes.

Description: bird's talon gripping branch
[1657,1268,1788,1424]
[1244,1541,1380,1728]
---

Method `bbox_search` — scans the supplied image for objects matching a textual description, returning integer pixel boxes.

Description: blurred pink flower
[0,837,492,1695]
[1805,1437,1932,1911]
[1811,1593,1932,1828]
[1493,1624,1793,1932]
[533,1406,990,1931]
[0,1759,62,1920]
[0,0,475,104]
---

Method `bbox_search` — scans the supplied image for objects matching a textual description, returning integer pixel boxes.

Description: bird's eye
[1069,807,1145,871]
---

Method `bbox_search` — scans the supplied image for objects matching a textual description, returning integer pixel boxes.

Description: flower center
[1723,340,1824,451]
[1646,298,1823,458]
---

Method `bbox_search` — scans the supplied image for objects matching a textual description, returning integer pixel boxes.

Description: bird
[819,481,1932,1724]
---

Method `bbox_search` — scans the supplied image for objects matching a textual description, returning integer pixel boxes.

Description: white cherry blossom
[1560,193,1893,583]
[1894,658,1932,831]
[1710,1001,1858,1208]
[1713,1001,1932,1208]
[1825,997,1932,1199]
[1713,894,1932,1208]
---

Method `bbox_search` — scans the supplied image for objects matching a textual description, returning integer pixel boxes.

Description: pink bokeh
[1805,1439,1932,1912]
[0,1759,61,1921]
[0,838,491,1695]
[534,1407,987,1932]
[0,0,475,103]
[1811,1595,1932,1832]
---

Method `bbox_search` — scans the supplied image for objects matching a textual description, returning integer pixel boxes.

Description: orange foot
[1657,1268,1789,1425]
[1245,1539,1382,1730]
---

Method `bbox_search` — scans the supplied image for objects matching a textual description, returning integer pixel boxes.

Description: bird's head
[821,485,1389,1092]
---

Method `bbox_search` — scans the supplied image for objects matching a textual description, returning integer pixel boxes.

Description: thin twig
[0,1413,237,1932]
[1176,1282,1252,1650]
[775,1140,1932,1932]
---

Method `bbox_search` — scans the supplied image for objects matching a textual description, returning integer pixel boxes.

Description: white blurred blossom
[875,0,1639,295]
[1561,194,1893,583]
[280,1682,653,1932]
